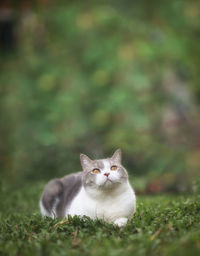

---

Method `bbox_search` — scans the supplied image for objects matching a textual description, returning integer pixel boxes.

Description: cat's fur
[40,149,136,227]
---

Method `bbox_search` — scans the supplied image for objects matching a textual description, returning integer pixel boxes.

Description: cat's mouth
[104,178,113,185]
[99,178,122,189]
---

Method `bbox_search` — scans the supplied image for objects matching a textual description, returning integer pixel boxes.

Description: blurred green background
[0,0,200,194]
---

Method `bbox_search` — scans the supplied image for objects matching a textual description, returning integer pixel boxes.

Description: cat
[39,149,136,227]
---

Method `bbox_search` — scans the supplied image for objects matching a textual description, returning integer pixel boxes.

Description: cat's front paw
[114,217,128,228]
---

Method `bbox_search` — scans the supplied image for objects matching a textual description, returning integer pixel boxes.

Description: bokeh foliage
[0,0,200,187]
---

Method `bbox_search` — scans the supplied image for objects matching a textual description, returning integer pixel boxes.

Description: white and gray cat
[40,149,136,227]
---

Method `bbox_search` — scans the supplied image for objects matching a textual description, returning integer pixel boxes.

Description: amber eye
[111,165,117,171]
[92,168,101,174]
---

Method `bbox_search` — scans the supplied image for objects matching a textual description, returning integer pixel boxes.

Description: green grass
[0,180,200,256]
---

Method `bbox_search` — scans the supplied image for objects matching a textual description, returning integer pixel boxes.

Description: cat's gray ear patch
[80,154,93,171]
[111,149,122,164]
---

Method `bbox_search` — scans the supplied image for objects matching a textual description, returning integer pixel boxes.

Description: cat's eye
[111,165,117,171]
[92,168,101,174]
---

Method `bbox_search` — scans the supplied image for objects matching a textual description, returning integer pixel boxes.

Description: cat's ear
[111,149,122,164]
[80,154,93,171]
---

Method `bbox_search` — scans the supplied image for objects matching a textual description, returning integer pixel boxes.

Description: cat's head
[80,149,128,190]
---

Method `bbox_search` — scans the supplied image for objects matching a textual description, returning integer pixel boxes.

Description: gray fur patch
[41,172,82,218]
[96,160,104,169]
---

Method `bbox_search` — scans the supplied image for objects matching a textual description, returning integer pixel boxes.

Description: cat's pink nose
[104,173,110,177]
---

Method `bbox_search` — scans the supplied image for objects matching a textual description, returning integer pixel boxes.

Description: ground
[0,180,200,256]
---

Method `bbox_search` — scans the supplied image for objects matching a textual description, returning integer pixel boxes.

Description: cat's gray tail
[40,179,64,218]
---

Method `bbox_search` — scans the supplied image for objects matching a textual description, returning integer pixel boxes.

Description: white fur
[114,217,128,227]
[40,197,59,219]
[40,200,49,216]
[66,180,136,227]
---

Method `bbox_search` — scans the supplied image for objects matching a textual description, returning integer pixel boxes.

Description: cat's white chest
[66,183,136,223]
